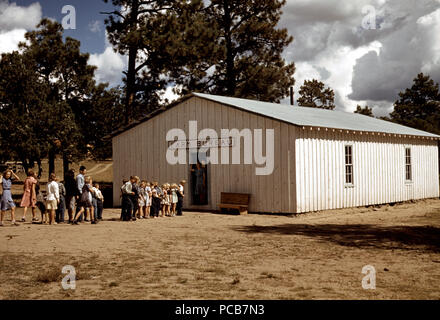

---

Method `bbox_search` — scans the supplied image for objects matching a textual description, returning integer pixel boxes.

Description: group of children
[0,167,187,227]
[120,177,186,221]
[0,168,105,226]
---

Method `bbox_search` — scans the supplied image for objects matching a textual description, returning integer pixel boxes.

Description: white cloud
[0,1,42,55]
[280,0,440,115]
[0,28,26,53]
[89,45,126,87]
[0,1,42,31]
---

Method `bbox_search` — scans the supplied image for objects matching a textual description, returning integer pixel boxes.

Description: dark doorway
[190,161,209,205]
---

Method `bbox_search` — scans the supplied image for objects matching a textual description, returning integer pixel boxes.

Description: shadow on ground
[232,224,440,252]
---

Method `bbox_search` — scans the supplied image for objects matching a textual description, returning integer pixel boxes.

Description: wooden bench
[218,193,251,215]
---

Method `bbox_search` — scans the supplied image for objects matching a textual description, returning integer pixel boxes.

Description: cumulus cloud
[280,0,440,115]
[0,1,42,54]
[89,43,126,87]
[0,1,42,31]
[0,28,26,54]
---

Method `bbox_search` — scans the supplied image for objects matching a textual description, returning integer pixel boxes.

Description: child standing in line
[176,180,186,216]
[46,173,60,225]
[93,183,104,220]
[73,176,96,225]
[35,182,47,224]
[20,170,37,222]
[171,183,178,217]
[138,181,147,219]
[151,188,161,218]
[56,180,66,223]
[121,178,135,221]
[0,169,20,226]
[165,183,172,217]
[120,179,128,220]
[161,187,169,217]
[131,176,140,220]
[145,182,152,218]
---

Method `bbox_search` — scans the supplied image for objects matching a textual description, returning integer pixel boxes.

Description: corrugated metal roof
[194,93,440,138]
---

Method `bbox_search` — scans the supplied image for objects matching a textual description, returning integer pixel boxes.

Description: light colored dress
[171,188,178,204]
[139,187,147,207]
[20,176,37,208]
[145,186,151,206]
[1,178,15,211]
[161,191,170,205]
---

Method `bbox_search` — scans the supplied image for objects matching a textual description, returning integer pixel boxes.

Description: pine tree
[0,19,124,177]
[19,19,94,177]
[298,79,335,110]
[102,0,184,124]
[390,73,440,135]
[173,0,295,103]
[354,105,374,117]
[0,52,47,172]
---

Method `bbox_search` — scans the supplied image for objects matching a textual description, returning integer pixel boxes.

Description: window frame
[405,147,412,183]
[344,144,354,187]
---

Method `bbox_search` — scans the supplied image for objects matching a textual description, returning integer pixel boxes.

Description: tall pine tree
[174,0,295,102]
[102,0,186,124]
[390,73,440,135]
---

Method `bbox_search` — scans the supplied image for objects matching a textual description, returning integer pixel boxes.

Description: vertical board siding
[296,129,440,213]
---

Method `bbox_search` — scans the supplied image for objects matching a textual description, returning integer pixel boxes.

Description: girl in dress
[20,170,38,222]
[161,186,169,217]
[165,184,172,217]
[138,181,147,219]
[145,182,152,218]
[0,169,20,226]
[73,176,96,225]
[171,183,179,217]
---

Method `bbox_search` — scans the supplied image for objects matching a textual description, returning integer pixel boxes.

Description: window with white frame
[405,147,412,182]
[345,145,353,185]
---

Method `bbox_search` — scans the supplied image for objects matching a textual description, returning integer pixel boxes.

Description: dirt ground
[0,199,439,300]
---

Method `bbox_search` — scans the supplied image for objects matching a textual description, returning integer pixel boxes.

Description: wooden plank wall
[295,127,440,213]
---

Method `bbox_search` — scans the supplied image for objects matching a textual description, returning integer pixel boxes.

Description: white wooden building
[111,93,440,213]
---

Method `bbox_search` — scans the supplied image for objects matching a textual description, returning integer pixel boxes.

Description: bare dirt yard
[0,199,439,300]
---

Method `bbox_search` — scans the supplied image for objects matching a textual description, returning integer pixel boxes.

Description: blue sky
[15,0,114,54]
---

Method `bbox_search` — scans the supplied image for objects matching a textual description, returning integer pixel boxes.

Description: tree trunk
[223,0,235,96]
[63,153,70,181]
[124,0,140,125]
[36,159,42,179]
[48,148,55,178]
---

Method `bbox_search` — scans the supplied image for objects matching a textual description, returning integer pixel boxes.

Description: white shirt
[122,182,132,194]
[47,181,60,202]
[93,187,104,201]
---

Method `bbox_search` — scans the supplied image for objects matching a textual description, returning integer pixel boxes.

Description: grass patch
[35,268,61,283]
